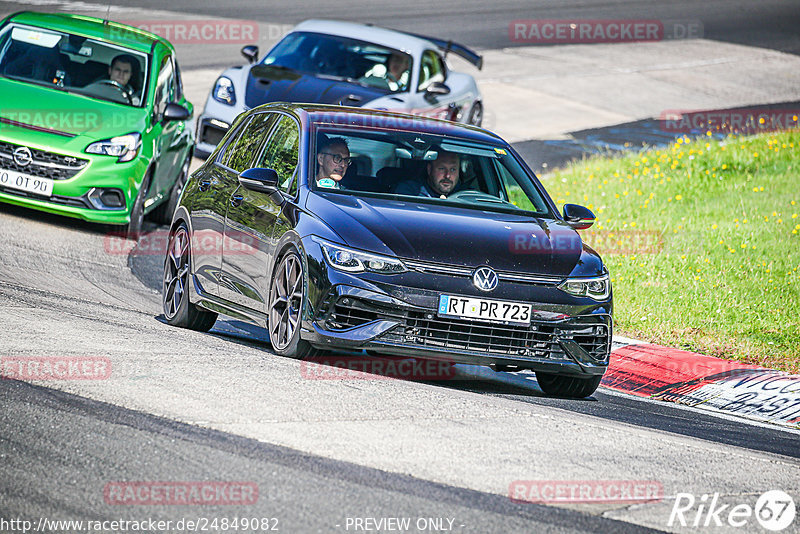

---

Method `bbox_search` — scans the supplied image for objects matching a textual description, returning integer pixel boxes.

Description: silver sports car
[195,19,484,159]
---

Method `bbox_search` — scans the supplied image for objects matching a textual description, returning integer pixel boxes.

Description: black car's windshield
[263,31,412,93]
[0,23,149,107]
[311,127,553,216]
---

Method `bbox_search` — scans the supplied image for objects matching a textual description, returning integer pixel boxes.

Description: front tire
[535,372,602,398]
[162,223,218,331]
[268,250,317,359]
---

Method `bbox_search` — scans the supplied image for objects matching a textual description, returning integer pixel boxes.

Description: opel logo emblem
[13,146,33,167]
[472,266,498,292]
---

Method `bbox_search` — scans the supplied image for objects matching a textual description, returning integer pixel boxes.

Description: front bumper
[303,276,611,378]
[194,96,245,160]
[0,139,147,225]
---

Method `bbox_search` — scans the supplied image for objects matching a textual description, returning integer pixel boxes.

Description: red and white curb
[603,337,800,430]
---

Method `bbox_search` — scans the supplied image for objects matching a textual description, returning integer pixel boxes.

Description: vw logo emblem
[472,266,498,292]
[13,146,33,167]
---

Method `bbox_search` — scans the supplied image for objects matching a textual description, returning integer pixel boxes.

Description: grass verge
[545,130,800,373]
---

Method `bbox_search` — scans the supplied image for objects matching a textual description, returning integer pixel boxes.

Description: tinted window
[0,23,149,107]
[225,113,277,173]
[257,115,300,194]
[154,55,176,116]
[311,127,552,216]
[417,50,444,91]
[174,59,184,100]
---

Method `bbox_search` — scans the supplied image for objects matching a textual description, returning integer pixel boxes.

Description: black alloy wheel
[162,223,218,331]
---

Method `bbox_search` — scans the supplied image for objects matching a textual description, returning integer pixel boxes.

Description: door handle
[230,194,243,208]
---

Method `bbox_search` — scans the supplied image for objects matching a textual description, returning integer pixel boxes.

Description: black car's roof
[254,103,506,145]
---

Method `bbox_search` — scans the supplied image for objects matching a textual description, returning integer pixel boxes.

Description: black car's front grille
[0,141,88,180]
[329,303,381,329]
[325,299,610,361]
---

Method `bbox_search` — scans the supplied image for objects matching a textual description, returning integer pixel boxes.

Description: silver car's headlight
[557,274,610,300]
[212,76,236,105]
[85,132,141,162]
[315,238,407,274]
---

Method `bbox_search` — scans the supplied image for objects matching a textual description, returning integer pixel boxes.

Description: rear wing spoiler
[402,32,483,70]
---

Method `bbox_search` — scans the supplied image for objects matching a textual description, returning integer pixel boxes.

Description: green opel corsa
[0,11,194,235]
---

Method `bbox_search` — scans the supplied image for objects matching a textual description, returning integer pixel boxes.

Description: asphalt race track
[1,1,800,533]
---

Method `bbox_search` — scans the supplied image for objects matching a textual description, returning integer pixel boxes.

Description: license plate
[0,168,54,197]
[438,294,532,326]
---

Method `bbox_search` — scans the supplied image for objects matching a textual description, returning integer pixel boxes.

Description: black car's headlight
[315,238,407,274]
[557,274,610,300]
[85,132,141,162]
[212,76,236,105]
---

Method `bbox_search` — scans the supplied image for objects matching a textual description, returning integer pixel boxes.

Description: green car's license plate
[0,168,53,197]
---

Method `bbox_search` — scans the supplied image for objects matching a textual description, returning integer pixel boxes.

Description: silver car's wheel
[467,102,483,127]
[269,252,303,351]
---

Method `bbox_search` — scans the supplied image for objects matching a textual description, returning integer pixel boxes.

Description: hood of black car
[308,193,602,277]
[244,65,389,109]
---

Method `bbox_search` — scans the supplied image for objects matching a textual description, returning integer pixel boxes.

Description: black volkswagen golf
[162,103,611,397]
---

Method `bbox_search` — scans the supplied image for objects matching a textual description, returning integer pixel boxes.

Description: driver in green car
[107,54,140,105]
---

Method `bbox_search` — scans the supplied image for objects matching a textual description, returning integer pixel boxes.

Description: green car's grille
[0,141,89,180]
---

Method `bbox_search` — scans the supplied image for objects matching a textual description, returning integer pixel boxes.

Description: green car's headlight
[315,238,407,274]
[557,274,610,300]
[85,132,141,162]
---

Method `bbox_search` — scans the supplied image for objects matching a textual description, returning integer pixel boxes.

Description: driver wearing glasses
[315,137,351,189]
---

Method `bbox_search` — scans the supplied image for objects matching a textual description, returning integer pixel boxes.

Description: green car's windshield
[311,127,553,217]
[0,23,149,107]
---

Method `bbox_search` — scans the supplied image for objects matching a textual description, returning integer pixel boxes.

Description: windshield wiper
[315,73,372,87]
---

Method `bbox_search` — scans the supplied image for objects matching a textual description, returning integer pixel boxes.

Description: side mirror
[425,81,451,96]
[162,102,191,122]
[239,167,280,195]
[241,45,259,64]
[563,204,595,230]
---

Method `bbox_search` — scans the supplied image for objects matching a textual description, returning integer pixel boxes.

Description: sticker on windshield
[11,27,61,48]
[495,148,507,155]
[318,178,337,188]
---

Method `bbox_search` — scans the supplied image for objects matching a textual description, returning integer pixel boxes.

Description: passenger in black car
[315,137,351,189]
[394,150,460,198]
